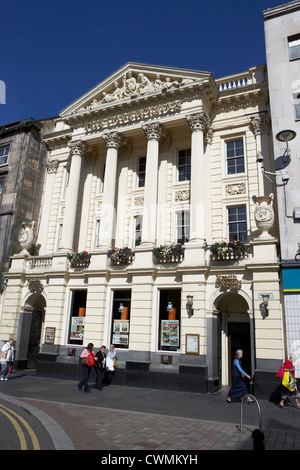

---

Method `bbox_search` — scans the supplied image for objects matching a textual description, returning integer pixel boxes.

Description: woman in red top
[280,354,300,409]
[77,343,96,393]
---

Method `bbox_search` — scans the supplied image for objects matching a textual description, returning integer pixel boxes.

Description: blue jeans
[0,361,9,379]
[78,365,91,392]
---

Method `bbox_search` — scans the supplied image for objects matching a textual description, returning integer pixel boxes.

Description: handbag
[79,357,87,366]
[282,371,295,392]
[0,351,7,359]
[276,366,284,379]
[113,361,118,369]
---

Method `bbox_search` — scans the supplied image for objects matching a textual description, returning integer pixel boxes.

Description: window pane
[178,149,191,181]
[0,146,9,165]
[134,215,142,247]
[289,36,300,60]
[228,206,247,241]
[226,139,244,174]
[137,156,146,187]
[176,211,190,244]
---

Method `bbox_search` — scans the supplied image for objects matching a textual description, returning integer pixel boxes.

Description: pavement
[0,368,300,453]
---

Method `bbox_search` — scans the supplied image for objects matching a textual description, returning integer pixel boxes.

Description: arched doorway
[17,292,46,369]
[215,292,251,387]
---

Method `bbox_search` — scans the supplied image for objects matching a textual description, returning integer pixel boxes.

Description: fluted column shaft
[60,140,86,252]
[99,132,124,248]
[140,123,163,246]
[186,113,208,244]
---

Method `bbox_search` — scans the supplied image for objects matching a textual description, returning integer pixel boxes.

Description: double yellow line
[0,403,40,450]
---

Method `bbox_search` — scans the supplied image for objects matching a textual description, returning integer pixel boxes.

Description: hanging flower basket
[107,247,134,265]
[210,239,246,260]
[69,251,91,267]
[153,243,184,263]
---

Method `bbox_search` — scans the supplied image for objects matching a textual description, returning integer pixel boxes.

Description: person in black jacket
[95,345,106,391]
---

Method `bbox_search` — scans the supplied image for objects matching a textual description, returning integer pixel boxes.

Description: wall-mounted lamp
[186,295,194,318]
[257,129,296,186]
[258,293,273,318]
[276,129,296,162]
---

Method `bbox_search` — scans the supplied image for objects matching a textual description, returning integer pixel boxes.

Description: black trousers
[95,367,104,390]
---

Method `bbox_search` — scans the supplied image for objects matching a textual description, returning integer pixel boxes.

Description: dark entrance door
[228,320,251,388]
[27,309,43,368]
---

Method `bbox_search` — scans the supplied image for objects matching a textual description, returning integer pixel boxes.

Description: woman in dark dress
[95,345,106,391]
[227,349,254,404]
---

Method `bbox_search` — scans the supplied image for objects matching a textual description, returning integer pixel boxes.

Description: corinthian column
[98,131,124,248]
[140,122,163,246]
[186,112,208,244]
[60,140,86,252]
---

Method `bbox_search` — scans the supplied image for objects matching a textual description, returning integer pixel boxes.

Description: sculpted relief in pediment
[86,71,197,110]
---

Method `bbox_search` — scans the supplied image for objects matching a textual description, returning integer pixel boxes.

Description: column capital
[186,112,209,133]
[143,122,164,141]
[68,140,87,156]
[103,131,124,150]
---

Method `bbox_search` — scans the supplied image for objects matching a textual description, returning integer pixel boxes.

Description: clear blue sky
[1,0,282,126]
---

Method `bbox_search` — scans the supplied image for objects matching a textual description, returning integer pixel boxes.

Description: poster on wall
[70,317,85,340]
[112,319,129,345]
[161,320,179,347]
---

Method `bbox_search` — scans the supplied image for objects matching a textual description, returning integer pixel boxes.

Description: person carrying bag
[279,354,300,409]
[77,343,96,393]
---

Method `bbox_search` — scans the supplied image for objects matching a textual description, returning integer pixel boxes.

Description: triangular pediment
[60,62,215,118]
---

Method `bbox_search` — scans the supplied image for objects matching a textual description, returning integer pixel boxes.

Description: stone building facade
[0,63,285,395]
[0,118,52,296]
[264,0,300,376]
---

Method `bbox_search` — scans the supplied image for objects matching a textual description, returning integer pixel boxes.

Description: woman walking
[78,343,96,393]
[279,354,300,409]
[227,350,254,404]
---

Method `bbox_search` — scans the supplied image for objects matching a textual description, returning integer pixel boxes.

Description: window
[111,290,131,349]
[68,290,87,345]
[137,156,146,187]
[134,215,143,247]
[288,35,300,60]
[95,219,101,247]
[176,210,190,244]
[0,179,3,203]
[226,139,244,174]
[0,145,9,165]
[99,163,105,193]
[158,289,181,352]
[228,206,247,242]
[294,93,300,120]
[63,167,70,199]
[178,149,191,181]
[57,223,63,249]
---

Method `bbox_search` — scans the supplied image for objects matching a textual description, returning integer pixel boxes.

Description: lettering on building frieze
[84,100,182,133]
[216,274,241,290]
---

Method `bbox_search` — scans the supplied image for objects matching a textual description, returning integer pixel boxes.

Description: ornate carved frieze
[84,100,181,133]
[225,182,246,196]
[134,195,144,207]
[175,189,190,202]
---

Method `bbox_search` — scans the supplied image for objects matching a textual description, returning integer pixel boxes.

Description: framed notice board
[185,334,199,354]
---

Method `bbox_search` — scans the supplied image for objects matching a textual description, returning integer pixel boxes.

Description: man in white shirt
[0,339,14,381]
